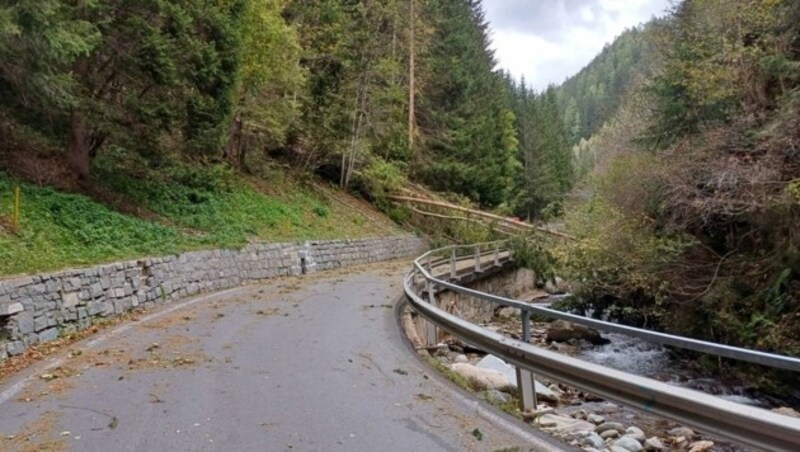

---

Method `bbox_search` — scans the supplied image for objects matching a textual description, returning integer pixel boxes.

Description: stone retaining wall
[0,235,425,360]
[438,267,537,324]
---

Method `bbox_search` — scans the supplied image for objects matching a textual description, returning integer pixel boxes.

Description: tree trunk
[67,110,91,181]
[67,56,92,181]
[223,113,243,164]
[408,0,416,156]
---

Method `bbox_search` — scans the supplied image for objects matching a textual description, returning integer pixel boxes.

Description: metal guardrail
[404,241,800,451]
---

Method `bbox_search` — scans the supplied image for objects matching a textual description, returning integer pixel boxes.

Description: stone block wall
[0,235,425,360]
[437,266,536,324]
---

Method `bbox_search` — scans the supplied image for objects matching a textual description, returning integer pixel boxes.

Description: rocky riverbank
[428,307,800,452]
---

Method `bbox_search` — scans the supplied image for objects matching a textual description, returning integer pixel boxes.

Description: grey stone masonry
[0,235,425,359]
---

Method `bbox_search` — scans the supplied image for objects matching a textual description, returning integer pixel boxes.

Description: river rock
[595,422,625,433]
[688,441,714,452]
[453,354,469,364]
[549,341,579,354]
[450,363,510,390]
[545,276,569,294]
[496,306,521,319]
[600,429,620,439]
[547,320,609,345]
[582,432,604,449]
[485,389,510,404]
[625,426,646,443]
[613,436,643,452]
[538,414,595,434]
[667,427,696,438]
[587,413,605,425]
[643,437,665,451]
[772,407,800,418]
[475,354,560,403]
[572,409,587,420]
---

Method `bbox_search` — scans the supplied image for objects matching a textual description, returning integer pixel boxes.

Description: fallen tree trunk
[408,207,518,236]
[389,195,574,240]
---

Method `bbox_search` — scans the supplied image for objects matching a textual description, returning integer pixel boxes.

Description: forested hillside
[3,0,799,375]
[0,0,579,271]
[559,0,800,377]
[555,23,660,144]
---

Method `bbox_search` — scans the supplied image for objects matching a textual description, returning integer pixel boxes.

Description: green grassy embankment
[0,153,402,277]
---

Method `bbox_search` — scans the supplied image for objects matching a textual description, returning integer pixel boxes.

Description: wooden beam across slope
[388,195,574,240]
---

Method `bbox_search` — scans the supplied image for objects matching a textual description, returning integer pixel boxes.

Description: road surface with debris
[0,260,563,451]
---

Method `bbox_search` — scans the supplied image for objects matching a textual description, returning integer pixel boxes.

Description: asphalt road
[0,260,564,451]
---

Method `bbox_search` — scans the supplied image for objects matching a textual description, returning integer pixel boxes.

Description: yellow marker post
[13,186,20,231]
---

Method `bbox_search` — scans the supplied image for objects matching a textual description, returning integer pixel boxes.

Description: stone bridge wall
[438,266,536,324]
[0,235,425,360]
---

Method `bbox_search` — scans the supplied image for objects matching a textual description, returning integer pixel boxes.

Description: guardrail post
[474,245,481,272]
[493,243,500,267]
[425,278,438,346]
[518,311,537,412]
[517,368,537,412]
[522,311,531,343]
[450,248,457,279]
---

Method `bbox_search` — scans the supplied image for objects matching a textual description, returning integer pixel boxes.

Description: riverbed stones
[538,414,595,434]
[544,276,568,294]
[586,413,605,425]
[453,354,469,364]
[571,409,587,420]
[613,436,643,452]
[595,422,625,434]
[772,407,800,418]
[624,426,646,443]
[688,441,714,452]
[582,432,604,449]
[643,437,665,451]
[496,306,520,319]
[600,429,620,439]
[546,320,609,345]
[667,427,696,438]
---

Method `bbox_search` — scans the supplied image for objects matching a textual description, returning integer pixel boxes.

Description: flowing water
[575,332,790,409]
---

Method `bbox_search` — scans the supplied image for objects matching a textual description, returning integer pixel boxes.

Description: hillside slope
[0,156,403,277]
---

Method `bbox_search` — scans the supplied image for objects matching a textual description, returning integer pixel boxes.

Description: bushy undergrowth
[0,175,188,275]
[0,154,398,276]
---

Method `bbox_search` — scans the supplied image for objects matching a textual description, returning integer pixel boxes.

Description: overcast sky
[483,0,672,91]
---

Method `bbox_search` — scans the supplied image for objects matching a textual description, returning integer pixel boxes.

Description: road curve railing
[404,241,800,451]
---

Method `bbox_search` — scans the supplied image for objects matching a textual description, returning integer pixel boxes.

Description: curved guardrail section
[404,242,800,451]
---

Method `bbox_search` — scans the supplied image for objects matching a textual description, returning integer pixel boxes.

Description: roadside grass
[0,155,399,276]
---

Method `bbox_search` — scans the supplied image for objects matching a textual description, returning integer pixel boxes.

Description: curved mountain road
[0,260,564,451]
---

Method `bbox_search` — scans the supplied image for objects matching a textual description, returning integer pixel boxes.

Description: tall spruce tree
[0,0,245,180]
[417,0,518,207]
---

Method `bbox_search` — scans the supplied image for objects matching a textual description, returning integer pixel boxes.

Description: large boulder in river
[450,363,511,390]
[545,276,569,294]
[476,355,561,403]
[547,320,609,345]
